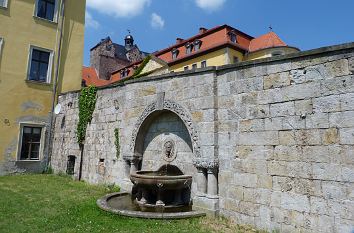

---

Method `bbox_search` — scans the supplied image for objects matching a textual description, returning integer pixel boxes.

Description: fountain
[97,139,205,219]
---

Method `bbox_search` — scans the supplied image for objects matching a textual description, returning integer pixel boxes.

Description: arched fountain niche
[135,110,196,175]
[97,100,206,218]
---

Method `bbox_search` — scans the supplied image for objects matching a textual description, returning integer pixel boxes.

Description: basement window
[66,155,76,175]
[0,0,8,8]
[18,125,44,161]
[27,46,54,83]
[35,0,58,22]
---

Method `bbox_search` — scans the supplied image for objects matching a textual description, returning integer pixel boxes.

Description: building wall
[0,0,85,174]
[246,47,299,61]
[51,43,354,232]
[170,49,227,72]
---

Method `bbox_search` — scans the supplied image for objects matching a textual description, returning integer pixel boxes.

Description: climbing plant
[77,85,97,145]
[114,128,120,158]
[132,55,151,78]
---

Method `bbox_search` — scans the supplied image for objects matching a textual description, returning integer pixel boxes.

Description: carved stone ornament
[162,139,176,162]
[193,158,219,170]
[127,100,201,161]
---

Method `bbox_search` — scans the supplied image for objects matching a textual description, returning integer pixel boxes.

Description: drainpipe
[78,143,84,180]
[47,0,66,170]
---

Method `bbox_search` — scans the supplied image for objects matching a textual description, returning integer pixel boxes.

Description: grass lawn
[0,174,265,233]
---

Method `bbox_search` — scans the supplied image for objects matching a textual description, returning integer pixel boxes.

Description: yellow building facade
[0,0,85,174]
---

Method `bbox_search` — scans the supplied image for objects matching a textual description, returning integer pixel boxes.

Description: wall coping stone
[60,42,354,96]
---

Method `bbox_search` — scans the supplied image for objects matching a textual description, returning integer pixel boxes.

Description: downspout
[47,0,66,170]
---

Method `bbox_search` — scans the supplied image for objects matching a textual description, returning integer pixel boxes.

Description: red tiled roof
[248,31,287,52]
[82,66,111,87]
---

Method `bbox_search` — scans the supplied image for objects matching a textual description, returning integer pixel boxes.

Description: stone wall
[216,48,354,233]
[51,43,354,233]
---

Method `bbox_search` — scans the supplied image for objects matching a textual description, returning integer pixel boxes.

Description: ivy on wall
[132,55,151,78]
[114,128,120,158]
[77,85,97,145]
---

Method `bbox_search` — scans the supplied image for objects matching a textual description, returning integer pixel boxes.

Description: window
[184,66,189,71]
[171,48,179,59]
[66,155,76,175]
[185,43,193,54]
[271,51,284,57]
[201,60,207,68]
[28,47,53,83]
[228,31,237,43]
[192,63,197,70]
[0,0,8,8]
[120,68,129,78]
[35,0,57,22]
[233,56,239,64]
[19,126,43,160]
[193,40,202,52]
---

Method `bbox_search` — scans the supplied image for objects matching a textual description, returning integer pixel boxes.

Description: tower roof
[249,31,287,52]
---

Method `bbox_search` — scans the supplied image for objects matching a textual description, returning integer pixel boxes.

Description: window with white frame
[185,43,193,54]
[228,31,237,43]
[184,66,189,71]
[171,48,179,60]
[201,60,207,68]
[120,68,129,78]
[193,40,202,52]
[192,63,197,70]
[28,46,53,83]
[0,0,8,8]
[19,125,44,160]
[35,0,58,22]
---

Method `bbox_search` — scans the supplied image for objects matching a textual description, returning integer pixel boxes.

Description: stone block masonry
[51,42,354,233]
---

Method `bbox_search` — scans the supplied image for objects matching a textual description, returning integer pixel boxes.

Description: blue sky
[84,0,354,66]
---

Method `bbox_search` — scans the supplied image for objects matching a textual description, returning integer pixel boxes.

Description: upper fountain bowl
[130,165,192,189]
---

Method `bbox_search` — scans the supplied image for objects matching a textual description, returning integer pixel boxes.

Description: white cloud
[87,0,151,18]
[195,0,226,12]
[150,13,165,29]
[85,11,100,29]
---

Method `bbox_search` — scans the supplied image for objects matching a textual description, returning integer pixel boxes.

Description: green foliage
[132,70,154,79]
[132,55,151,78]
[42,166,53,174]
[104,183,120,193]
[77,85,97,144]
[114,128,120,159]
[0,174,265,233]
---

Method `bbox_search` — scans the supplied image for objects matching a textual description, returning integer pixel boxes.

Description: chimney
[176,38,184,44]
[199,27,207,34]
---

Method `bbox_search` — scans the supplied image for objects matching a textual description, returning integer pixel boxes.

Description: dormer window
[185,43,193,54]
[228,31,237,43]
[193,40,202,52]
[120,68,129,78]
[171,48,179,59]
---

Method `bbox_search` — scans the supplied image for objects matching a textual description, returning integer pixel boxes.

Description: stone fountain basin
[130,171,192,189]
